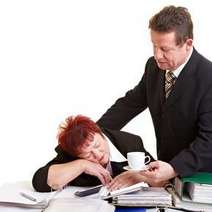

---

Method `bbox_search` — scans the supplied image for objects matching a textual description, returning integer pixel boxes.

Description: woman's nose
[92,149,102,160]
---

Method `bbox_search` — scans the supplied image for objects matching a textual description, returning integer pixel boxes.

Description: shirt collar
[167,47,193,78]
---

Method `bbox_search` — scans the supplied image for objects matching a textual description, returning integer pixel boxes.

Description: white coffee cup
[127,152,151,170]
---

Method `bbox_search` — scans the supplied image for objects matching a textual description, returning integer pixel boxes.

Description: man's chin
[157,62,168,70]
[158,65,167,70]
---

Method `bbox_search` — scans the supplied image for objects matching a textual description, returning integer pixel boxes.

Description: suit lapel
[164,72,194,108]
[158,70,166,106]
[163,48,200,109]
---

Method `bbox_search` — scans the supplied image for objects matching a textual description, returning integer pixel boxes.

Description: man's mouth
[158,61,167,65]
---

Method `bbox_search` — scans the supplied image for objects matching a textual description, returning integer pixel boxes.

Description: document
[111,187,172,207]
[0,182,115,212]
[0,182,50,209]
[44,198,115,212]
[100,182,148,199]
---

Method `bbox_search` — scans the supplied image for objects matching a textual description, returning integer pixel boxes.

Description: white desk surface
[0,181,115,212]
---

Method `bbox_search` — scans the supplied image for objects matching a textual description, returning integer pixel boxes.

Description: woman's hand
[82,160,112,185]
[107,170,147,191]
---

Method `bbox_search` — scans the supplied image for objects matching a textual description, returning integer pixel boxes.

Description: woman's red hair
[58,115,102,156]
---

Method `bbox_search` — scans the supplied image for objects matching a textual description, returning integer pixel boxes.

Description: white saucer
[123,165,148,171]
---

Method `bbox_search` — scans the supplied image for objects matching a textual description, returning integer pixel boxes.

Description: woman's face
[77,133,110,166]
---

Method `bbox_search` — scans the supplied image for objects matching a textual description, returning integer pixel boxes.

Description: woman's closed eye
[94,141,100,148]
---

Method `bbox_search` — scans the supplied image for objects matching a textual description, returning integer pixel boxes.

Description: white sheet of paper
[0,182,115,212]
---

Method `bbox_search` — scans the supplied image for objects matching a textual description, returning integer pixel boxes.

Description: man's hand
[103,161,177,191]
[107,170,147,191]
[82,160,112,185]
[140,160,177,187]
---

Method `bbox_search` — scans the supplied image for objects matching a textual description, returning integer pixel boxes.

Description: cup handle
[144,155,151,164]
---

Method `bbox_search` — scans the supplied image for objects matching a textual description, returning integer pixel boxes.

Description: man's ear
[186,38,193,50]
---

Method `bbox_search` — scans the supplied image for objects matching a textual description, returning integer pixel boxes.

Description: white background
[0,0,211,185]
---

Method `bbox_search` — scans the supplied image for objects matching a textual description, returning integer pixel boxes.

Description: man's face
[77,133,110,166]
[150,30,193,71]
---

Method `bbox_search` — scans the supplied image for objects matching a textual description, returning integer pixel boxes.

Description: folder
[174,172,212,204]
[115,207,146,212]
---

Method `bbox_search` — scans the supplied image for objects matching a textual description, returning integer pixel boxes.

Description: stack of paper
[172,190,212,212]
[0,182,115,212]
[111,187,172,207]
[44,198,115,212]
[0,182,49,209]
[187,182,212,204]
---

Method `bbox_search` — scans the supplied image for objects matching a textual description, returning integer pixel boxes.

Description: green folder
[181,172,212,185]
[174,172,212,205]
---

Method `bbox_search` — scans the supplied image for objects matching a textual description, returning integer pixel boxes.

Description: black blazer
[32,128,153,192]
[97,48,212,177]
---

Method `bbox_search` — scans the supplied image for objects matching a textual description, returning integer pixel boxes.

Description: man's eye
[161,48,170,52]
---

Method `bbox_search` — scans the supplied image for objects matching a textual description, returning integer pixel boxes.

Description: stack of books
[173,172,212,211]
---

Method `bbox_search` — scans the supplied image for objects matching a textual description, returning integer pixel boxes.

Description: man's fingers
[108,181,122,191]
[109,180,132,191]
[107,176,122,191]
[107,178,118,189]
[147,160,160,169]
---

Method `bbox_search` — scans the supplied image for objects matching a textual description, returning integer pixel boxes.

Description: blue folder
[115,207,147,212]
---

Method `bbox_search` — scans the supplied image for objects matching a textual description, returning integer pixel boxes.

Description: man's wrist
[169,164,178,179]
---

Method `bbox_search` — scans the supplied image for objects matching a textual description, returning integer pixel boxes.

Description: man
[32,115,153,192]
[97,5,212,189]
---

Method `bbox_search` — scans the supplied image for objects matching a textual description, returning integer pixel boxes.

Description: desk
[0,182,167,212]
[0,181,114,212]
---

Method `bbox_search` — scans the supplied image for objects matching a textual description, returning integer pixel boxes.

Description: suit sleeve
[32,148,101,192]
[130,132,155,163]
[32,151,67,192]
[104,129,155,163]
[97,60,151,130]
[170,84,212,176]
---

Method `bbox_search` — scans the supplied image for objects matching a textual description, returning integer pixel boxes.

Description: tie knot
[166,71,176,82]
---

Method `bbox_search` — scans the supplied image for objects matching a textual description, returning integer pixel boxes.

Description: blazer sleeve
[97,59,151,130]
[32,147,101,192]
[102,128,155,166]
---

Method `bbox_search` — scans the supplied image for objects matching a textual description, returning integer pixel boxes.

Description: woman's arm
[47,159,112,190]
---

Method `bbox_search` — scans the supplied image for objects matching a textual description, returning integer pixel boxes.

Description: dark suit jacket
[32,128,153,192]
[97,48,212,177]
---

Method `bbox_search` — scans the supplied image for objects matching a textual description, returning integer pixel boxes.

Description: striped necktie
[165,71,176,98]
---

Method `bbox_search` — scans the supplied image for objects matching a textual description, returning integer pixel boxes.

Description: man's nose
[154,48,164,60]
